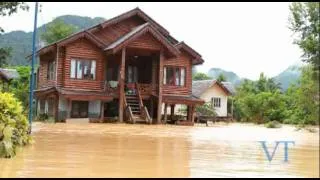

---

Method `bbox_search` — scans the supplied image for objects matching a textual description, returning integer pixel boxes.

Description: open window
[163,66,186,86]
[70,58,96,80]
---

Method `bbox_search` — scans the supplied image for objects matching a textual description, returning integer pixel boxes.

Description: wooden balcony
[105,82,157,98]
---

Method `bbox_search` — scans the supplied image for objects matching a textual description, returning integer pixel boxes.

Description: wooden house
[32,8,205,124]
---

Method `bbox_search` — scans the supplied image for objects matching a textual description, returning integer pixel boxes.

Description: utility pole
[28,2,39,133]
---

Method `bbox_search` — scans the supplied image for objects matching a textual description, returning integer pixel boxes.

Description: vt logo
[259,141,295,162]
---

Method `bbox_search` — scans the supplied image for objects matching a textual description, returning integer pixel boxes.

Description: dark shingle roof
[192,80,216,98]
[0,68,20,81]
[192,80,234,97]
[221,82,236,95]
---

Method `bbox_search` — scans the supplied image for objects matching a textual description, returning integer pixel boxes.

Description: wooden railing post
[157,51,164,124]
[136,83,144,108]
[164,103,168,123]
[119,48,126,123]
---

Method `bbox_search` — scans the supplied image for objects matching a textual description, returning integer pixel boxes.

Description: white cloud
[0,2,302,80]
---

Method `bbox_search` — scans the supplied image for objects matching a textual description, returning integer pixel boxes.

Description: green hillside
[207,67,242,85]
[0,15,105,66]
[207,64,301,90]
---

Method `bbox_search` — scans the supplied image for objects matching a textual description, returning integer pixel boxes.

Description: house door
[126,65,138,84]
[71,101,89,118]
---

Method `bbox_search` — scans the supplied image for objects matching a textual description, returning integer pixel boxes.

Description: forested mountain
[0,15,105,65]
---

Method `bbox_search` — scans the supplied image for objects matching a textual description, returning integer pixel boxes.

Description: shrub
[195,103,217,117]
[0,92,32,158]
[265,120,282,128]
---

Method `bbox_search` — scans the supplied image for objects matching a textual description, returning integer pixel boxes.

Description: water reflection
[0,123,318,178]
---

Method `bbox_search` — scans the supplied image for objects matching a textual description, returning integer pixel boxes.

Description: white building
[192,80,233,117]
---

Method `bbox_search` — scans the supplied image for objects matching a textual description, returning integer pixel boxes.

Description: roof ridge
[104,22,180,57]
[27,8,169,59]
[0,68,17,71]
[104,23,150,51]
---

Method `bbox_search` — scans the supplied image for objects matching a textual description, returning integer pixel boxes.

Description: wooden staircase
[124,83,152,124]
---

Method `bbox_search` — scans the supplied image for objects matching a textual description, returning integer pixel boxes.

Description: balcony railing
[105,81,157,96]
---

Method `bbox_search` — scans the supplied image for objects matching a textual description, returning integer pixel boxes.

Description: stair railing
[124,95,134,123]
[136,83,152,124]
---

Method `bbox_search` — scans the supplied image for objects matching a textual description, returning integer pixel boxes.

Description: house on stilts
[32,7,205,124]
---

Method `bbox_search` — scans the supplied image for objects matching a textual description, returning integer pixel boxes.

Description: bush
[37,113,49,121]
[195,103,217,117]
[0,92,32,158]
[265,120,282,128]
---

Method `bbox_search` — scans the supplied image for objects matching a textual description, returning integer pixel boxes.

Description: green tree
[40,19,78,44]
[287,2,320,126]
[192,72,212,80]
[233,73,289,124]
[256,73,267,92]
[0,2,29,32]
[0,47,11,67]
[266,78,281,92]
[0,2,29,67]
[286,65,319,125]
[10,66,31,113]
[217,73,226,82]
[289,2,320,75]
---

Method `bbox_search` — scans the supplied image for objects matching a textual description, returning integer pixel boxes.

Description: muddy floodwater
[0,122,319,178]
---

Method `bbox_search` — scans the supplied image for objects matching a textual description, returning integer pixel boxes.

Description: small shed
[0,68,20,91]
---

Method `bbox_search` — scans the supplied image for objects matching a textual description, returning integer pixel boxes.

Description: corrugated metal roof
[221,82,236,95]
[192,80,216,98]
[0,68,20,81]
[192,80,235,97]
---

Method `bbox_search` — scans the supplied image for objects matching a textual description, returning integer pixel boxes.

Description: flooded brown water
[0,122,319,178]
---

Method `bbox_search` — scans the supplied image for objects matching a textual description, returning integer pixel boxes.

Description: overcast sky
[1,2,303,80]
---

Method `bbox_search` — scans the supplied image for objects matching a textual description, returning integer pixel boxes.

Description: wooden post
[151,55,157,92]
[119,48,126,123]
[231,98,234,121]
[100,101,104,121]
[170,104,175,120]
[67,99,72,118]
[164,103,168,123]
[55,94,59,122]
[150,97,154,119]
[191,105,195,123]
[157,51,164,124]
[187,105,192,122]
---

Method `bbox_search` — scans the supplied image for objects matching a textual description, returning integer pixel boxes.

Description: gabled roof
[192,80,232,97]
[27,7,204,65]
[0,68,20,81]
[28,7,172,58]
[175,41,204,65]
[27,31,106,58]
[98,7,170,36]
[104,23,180,57]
